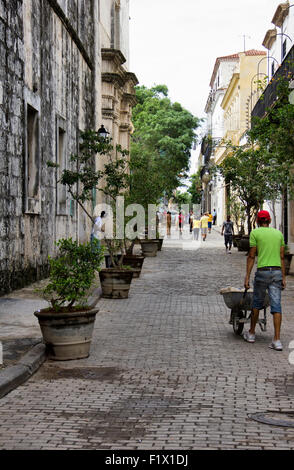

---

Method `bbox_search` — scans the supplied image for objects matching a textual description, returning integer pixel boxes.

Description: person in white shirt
[91,211,106,247]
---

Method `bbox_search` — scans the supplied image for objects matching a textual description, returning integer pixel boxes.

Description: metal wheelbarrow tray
[220,287,269,336]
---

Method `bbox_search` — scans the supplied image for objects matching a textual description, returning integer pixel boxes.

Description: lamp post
[201,170,211,213]
[97,124,110,139]
[257,56,279,84]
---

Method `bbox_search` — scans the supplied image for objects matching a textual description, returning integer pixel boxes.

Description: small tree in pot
[218,141,282,235]
[49,130,136,298]
[35,238,105,360]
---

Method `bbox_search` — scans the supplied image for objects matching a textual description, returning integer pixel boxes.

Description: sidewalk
[0,276,101,398]
[1,227,294,449]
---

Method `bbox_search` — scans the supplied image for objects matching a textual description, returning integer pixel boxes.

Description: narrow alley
[1,228,294,450]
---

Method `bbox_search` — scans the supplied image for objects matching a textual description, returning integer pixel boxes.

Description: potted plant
[49,130,136,299]
[34,238,104,360]
[218,140,283,237]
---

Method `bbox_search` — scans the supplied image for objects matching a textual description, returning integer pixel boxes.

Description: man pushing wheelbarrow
[243,210,286,351]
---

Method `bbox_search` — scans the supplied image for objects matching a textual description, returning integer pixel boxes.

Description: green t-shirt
[249,227,285,268]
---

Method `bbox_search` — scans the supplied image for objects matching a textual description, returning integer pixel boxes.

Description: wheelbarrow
[220,287,270,335]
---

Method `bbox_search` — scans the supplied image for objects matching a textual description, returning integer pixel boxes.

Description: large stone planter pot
[99,268,133,298]
[123,255,145,278]
[139,239,158,257]
[34,308,98,361]
[236,236,249,252]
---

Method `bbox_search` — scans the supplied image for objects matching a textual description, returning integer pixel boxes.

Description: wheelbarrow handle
[243,288,248,299]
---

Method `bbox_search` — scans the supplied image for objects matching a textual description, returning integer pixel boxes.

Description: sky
[129,0,282,172]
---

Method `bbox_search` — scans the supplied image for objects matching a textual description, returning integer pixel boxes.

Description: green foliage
[173,190,191,206]
[187,171,202,204]
[218,142,282,233]
[249,69,294,198]
[48,131,131,267]
[42,238,105,312]
[226,194,246,234]
[130,85,201,205]
[218,67,294,234]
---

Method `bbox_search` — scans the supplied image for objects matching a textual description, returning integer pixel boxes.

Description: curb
[0,289,103,399]
[0,342,47,399]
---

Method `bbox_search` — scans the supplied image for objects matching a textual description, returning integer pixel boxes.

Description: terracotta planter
[123,255,145,278]
[139,239,158,257]
[99,268,133,298]
[34,308,98,361]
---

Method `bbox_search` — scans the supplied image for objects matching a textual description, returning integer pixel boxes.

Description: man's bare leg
[273,312,282,341]
[249,308,259,335]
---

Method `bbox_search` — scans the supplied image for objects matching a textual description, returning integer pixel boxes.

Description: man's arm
[244,246,257,289]
[281,246,286,289]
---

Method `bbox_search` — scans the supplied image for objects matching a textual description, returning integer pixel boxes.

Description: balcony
[252,44,294,119]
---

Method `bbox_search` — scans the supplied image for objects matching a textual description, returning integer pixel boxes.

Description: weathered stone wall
[0,0,26,294]
[0,0,95,295]
[0,0,137,295]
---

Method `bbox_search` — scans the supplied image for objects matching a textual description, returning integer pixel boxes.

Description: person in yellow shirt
[192,217,201,240]
[208,212,213,233]
[200,212,209,241]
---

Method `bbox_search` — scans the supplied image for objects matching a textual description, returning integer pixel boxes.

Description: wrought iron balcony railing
[252,45,294,119]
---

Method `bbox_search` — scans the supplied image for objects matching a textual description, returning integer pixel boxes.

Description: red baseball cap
[257,210,271,220]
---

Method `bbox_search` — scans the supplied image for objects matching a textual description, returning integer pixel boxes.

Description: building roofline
[209,50,266,88]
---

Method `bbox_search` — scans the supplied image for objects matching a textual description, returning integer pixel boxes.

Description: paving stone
[0,227,294,449]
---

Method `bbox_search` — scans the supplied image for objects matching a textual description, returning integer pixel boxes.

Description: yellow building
[214,50,267,165]
[212,50,267,222]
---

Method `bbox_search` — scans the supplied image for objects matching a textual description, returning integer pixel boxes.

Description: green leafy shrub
[42,238,104,311]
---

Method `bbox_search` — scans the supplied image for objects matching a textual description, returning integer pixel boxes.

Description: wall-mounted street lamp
[97,124,110,139]
[202,171,211,184]
[257,55,280,83]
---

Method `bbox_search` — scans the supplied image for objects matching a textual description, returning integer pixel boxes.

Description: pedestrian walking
[193,216,201,240]
[213,208,217,225]
[221,215,234,253]
[189,209,194,233]
[166,211,171,237]
[208,212,213,233]
[200,212,209,241]
[178,211,184,235]
[91,210,106,248]
[243,210,286,351]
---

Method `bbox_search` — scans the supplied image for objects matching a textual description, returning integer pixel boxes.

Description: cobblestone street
[1,228,294,450]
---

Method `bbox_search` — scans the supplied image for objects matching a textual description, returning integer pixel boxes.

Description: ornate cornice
[272,2,289,27]
[102,72,126,88]
[262,29,277,50]
[125,72,139,86]
[122,92,137,106]
[101,48,126,66]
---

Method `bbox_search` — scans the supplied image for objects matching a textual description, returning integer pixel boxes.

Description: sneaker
[269,340,283,351]
[228,250,231,254]
[243,331,255,343]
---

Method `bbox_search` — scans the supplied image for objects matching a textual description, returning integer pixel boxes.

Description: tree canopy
[130,85,200,206]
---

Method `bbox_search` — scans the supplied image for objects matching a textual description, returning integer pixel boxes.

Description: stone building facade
[0,0,138,295]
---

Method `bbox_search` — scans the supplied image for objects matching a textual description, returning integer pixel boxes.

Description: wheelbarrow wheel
[233,313,244,335]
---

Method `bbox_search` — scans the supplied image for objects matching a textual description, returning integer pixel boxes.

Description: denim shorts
[224,234,233,245]
[252,269,282,314]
